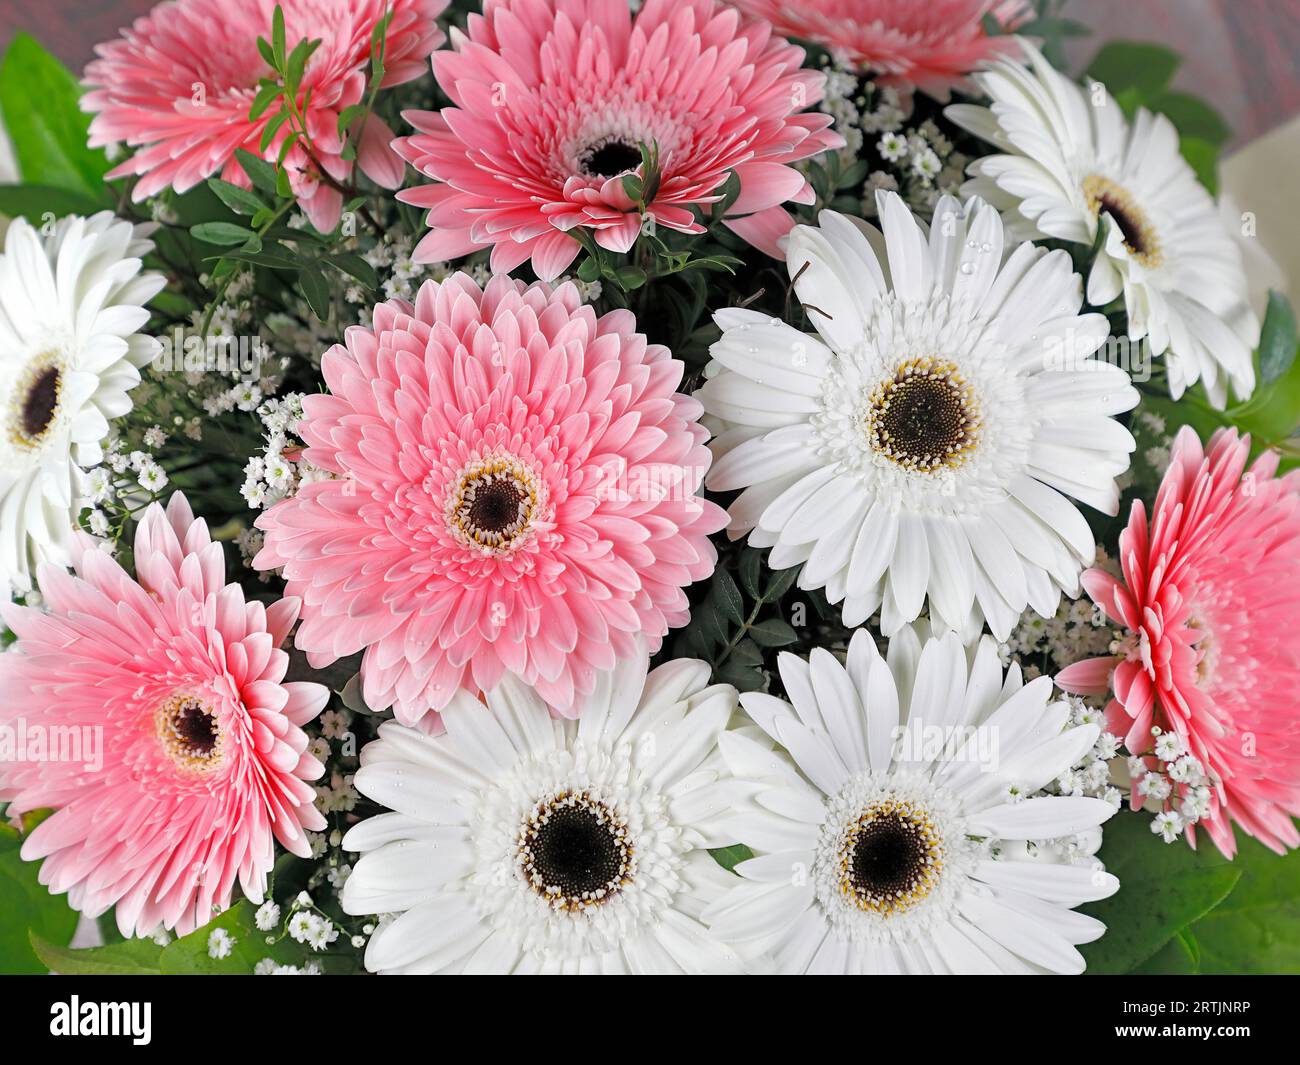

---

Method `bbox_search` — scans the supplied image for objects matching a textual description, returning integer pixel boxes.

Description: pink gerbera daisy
[254,272,727,726]
[728,0,1030,99]
[83,0,447,232]
[0,494,328,937]
[1058,428,1300,858]
[394,0,842,280]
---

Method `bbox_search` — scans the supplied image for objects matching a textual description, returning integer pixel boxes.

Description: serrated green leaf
[30,933,163,976]
[0,33,112,198]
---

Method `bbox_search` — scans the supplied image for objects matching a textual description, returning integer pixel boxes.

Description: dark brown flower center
[580,138,642,179]
[866,357,981,473]
[1084,174,1162,267]
[9,358,64,450]
[157,694,223,772]
[447,454,541,554]
[466,477,527,535]
[518,791,633,911]
[838,800,944,915]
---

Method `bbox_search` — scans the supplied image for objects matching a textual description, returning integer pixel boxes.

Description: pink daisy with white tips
[254,272,727,727]
[394,0,842,279]
[0,494,328,938]
[83,0,447,232]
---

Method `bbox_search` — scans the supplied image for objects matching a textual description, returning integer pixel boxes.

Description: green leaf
[191,221,258,246]
[763,566,800,601]
[285,38,321,95]
[1179,136,1219,195]
[738,549,764,600]
[1188,831,1300,974]
[30,933,164,976]
[1258,290,1299,386]
[1223,325,1300,443]
[710,844,754,873]
[712,570,745,625]
[1085,41,1180,99]
[159,900,312,975]
[249,82,282,122]
[271,4,287,70]
[1148,90,1231,146]
[0,821,79,974]
[1131,929,1200,975]
[207,178,267,217]
[748,619,798,647]
[0,183,105,223]
[236,148,281,197]
[1079,811,1241,974]
[328,253,378,289]
[0,33,112,198]
[298,264,332,320]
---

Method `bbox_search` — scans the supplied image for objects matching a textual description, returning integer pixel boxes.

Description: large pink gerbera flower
[728,0,1030,99]
[394,0,841,280]
[83,0,446,232]
[1058,428,1300,858]
[0,494,328,937]
[254,272,727,726]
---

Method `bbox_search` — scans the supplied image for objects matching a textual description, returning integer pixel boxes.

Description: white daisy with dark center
[704,628,1121,974]
[701,190,1139,639]
[946,41,1258,408]
[0,213,163,595]
[341,646,752,973]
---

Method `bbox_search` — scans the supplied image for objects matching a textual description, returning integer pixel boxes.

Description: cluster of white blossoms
[815,59,970,216]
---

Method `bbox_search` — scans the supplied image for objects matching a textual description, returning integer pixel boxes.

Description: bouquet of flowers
[1,0,1297,977]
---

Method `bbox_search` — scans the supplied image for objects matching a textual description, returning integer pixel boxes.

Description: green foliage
[1085,41,1231,192]
[1139,291,1300,468]
[0,819,79,974]
[1079,812,1241,974]
[0,34,113,199]
[31,933,165,976]
[1082,812,1300,974]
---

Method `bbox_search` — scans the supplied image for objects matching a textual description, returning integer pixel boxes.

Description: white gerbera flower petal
[701,192,1137,640]
[0,212,163,594]
[341,645,752,974]
[946,42,1259,408]
[706,629,1121,975]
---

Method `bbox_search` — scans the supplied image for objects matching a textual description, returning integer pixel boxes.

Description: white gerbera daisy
[0,213,163,594]
[705,628,1120,974]
[701,191,1138,639]
[341,648,750,974]
[946,43,1258,407]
